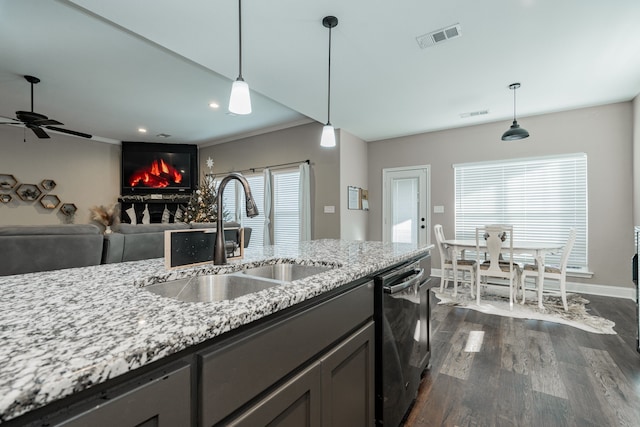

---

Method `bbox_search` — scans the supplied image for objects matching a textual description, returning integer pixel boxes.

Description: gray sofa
[101,223,190,264]
[102,222,252,264]
[0,224,104,276]
[0,222,252,276]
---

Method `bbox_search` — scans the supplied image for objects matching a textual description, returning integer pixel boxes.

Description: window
[454,153,588,269]
[219,174,264,248]
[273,170,300,245]
[218,169,300,248]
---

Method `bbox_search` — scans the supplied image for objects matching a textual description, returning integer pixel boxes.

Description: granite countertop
[0,239,431,423]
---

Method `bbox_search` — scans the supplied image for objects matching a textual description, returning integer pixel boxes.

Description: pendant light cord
[513,86,517,122]
[326,24,332,125]
[238,0,243,80]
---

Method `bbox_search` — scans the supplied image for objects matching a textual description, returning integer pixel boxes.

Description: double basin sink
[144,263,334,303]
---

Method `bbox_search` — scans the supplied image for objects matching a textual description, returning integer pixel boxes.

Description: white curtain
[263,168,272,245]
[299,162,311,241]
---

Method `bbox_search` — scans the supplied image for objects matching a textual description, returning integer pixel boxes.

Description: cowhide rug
[432,285,616,335]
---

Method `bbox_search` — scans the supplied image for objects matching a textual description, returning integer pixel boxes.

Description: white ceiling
[1,0,640,146]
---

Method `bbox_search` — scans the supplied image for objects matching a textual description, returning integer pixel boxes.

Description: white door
[382,166,429,246]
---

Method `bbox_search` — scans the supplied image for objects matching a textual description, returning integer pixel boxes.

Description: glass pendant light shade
[501,120,529,141]
[228,0,251,115]
[229,78,252,115]
[321,124,336,147]
[321,16,338,148]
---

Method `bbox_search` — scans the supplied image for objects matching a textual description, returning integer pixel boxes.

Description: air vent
[416,23,462,49]
[460,110,489,119]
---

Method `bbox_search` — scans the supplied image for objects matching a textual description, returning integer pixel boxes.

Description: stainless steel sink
[145,263,335,303]
[144,274,281,303]
[241,264,333,281]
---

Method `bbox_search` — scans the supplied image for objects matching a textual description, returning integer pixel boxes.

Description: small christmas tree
[181,174,229,223]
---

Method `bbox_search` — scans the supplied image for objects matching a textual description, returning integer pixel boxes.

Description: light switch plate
[324,205,335,213]
[434,205,445,213]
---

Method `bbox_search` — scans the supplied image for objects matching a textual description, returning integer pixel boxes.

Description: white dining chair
[434,224,476,296]
[520,228,576,311]
[475,225,520,309]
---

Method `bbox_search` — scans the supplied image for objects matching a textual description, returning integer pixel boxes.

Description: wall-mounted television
[121,142,198,195]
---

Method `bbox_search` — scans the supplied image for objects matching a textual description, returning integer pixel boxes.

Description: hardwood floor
[405,281,640,426]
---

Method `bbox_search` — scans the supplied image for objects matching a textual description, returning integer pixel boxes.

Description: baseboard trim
[432,268,636,301]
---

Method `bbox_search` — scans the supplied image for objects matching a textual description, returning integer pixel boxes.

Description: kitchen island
[0,239,431,425]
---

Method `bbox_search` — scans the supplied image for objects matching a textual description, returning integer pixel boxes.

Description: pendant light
[320,16,338,148]
[228,0,252,115]
[501,83,529,141]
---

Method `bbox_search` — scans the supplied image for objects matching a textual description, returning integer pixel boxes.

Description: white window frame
[220,168,301,247]
[453,153,588,270]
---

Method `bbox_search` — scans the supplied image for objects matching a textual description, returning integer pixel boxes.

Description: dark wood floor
[405,280,640,427]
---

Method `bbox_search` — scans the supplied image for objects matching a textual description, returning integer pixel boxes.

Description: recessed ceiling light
[138,128,147,133]
[209,102,220,109]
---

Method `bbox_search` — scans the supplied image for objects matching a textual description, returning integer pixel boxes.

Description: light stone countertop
[0,239,432,423]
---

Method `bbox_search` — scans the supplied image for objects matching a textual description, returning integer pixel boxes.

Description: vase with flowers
[89,204,120,234]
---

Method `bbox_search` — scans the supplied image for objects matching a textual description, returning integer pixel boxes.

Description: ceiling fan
[0,75,92,139]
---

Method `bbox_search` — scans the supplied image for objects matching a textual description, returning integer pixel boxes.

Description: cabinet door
[320,322,375,427]
[226,361,322,427]
[199,281,373,426]
[54,362,191,427]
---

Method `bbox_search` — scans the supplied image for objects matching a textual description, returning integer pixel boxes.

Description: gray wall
[2,99,636,289]
[368,102,634,288]
[0,125,120,226]
[339,130,368,240]
[198,122,341,240]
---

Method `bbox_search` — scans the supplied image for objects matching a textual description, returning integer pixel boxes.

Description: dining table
[442,239,564,309]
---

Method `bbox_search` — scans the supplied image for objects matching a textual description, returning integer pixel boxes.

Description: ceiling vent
[460,110,489,119]
[416,23,462,49]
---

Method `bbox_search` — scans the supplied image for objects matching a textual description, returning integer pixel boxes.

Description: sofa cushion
[0,224,103,276]
[115,223,189,234]
[0,224,100,236]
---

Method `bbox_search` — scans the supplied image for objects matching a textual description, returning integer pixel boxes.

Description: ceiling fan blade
[34,118,64,126]
[0,115,20,124]
[26,124,50,139]
[46,126,92,139]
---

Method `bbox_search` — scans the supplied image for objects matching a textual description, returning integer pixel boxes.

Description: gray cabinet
[226,361,323,427]
[51,361,191,427]
[320,322,375,427]
[227,322,374,427]
[200,281,375,426]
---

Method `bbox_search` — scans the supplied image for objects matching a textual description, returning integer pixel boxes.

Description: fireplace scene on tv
[128,158,183,188]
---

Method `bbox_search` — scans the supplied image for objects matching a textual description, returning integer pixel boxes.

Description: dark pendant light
[228,0,252,115]
[320,16,338,148]
[501,83,529,141]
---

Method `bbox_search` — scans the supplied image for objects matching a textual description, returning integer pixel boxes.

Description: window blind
[273,170,300,245]
[454,153,588,269]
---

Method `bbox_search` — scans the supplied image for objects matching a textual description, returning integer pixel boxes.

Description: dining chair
[475,225,519,309]
[434,224,476,296]
[520,228,576,311]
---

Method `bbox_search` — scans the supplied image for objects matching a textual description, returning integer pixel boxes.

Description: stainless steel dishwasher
[374,258,429,427]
